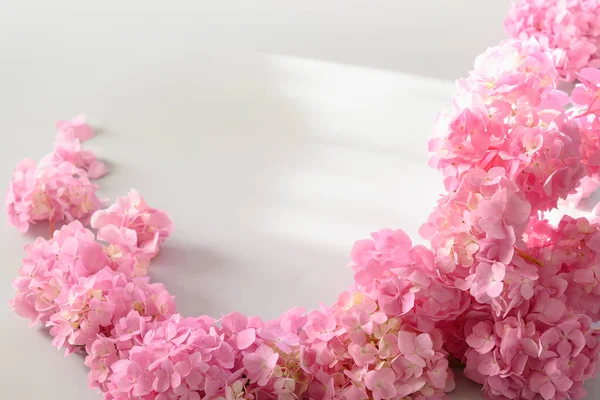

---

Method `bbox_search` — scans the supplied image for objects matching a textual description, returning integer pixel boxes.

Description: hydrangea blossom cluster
[92,189,175,262]
[425,38,600,399]
[91,230,467,400]
[505,0,600,82]
[85,280,458,400]
[5,115,105,233]
[10,196,176,355]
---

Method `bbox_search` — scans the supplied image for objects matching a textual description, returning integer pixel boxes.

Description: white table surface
[0,1,598,399]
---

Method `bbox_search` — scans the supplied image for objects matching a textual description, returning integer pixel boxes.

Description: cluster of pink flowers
[92,189,174,264]
[84,280,458,400]
[5,115,105,233]
[82,225,464,400]
[424,38,600,399]
[504,0,600,82]
[11,211,461,399]
[10,197,176,356]
[7,38,600,400]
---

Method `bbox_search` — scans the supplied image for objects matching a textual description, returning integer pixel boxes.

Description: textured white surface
[0,1,598,399]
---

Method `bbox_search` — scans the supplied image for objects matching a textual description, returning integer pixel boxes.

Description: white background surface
[0,1,597,399]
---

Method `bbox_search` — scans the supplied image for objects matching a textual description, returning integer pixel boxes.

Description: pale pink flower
[303,309,337,342]
[397,331,435,367]
[5,159,37,232]
[242,344,279,386]
[56,114,95,142]
[466,321,496,354]
[41,138,107,179]
[529,359,574,400]
[348,342,377,366]
[364,368,397,400]
[471,262,506,299]
[111,360,153,396]
[91,189,173,258]
[153,360,189,392]
[376,276,415,316]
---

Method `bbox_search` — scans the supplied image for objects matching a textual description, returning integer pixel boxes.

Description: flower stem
[514,247,543,267]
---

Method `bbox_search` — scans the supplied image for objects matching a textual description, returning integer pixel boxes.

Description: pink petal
[574,269,595,284]
[557,339,572,358]
[478,358,500,376]
[242,353,262,373]
[415,334,434,359]
[551,373,573,392]
[473,322,492,338]
[87,161,107,179]
[486,281,504,298]
[466,334,486,350]
[171,372,181,389]
[529,372,547,391]
[401,292,415,314]
[153,373,170,393]
[578,67,600,85]
[543,299,566,323]
[521,283,534,299]
[585,232,600,251]
[133,374,153,396]
[397,331,416,355]
[174,361,191,377]
[491,262,505,281]
[571,86,592,107]
[539,381,555,400]
[521,338,540,358]
[236,328,256,350]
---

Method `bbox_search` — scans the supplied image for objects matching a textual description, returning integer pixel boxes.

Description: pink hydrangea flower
[91,189,174,258]
[56,114,95,142]
[5,159,37,232]
[40,137,107,179]
[529,359,574,400]
[6,116,107,233]
[364,368,397,400]
[242,344,279,386]
[10,221,110,324]
[466,321,496,354]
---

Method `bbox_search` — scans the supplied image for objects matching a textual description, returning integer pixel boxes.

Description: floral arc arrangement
[8,16,600,400]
